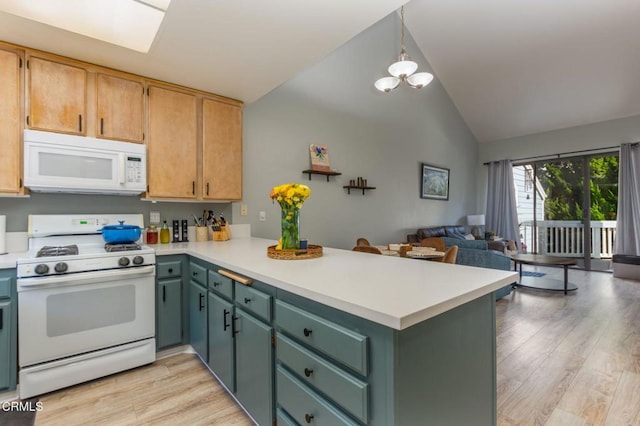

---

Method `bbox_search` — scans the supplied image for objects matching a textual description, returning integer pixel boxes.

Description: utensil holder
[195,226,208,242]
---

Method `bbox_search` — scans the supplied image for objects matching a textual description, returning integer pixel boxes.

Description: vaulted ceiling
[1,0,638,143]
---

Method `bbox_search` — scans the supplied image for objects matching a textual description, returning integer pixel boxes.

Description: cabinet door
[189,280,208,362]
[0,47,22,193]
[28,56,86,134]
[235,309,273,426]
[0,300,12,391]
[208,293,235,391]
[157,278,182,350]
[96,73,144,143]
[147,85,197,198]
[202,99,242,200]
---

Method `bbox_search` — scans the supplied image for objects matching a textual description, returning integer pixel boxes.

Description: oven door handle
[17,265,156,289]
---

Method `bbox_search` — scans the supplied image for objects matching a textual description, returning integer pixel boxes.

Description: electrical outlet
[259,211,266,221]
[150,211,160,224]
[240,204,248,216]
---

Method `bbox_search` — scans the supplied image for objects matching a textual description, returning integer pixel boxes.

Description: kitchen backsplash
[0,193,232,233]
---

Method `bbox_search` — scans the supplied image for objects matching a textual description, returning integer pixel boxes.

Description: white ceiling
[1,0,639,144]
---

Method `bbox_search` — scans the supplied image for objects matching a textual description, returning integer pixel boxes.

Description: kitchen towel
[0,215,6,254]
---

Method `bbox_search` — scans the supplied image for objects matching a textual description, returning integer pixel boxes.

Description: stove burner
[105,243,142,252]
[36,245,79,258]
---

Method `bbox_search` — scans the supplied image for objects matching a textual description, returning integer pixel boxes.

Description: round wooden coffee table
[510,254,578,294]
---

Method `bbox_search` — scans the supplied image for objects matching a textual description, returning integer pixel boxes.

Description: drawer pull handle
[303,328,312,337]
[305,414,314,423]
[218,269,253,286]
[304,368,313,377]
[244,297,251,304]
[223,309,230,331]
[213,281,220,287]
[168,268,173,274]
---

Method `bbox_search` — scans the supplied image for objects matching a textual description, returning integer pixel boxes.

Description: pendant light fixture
[375,6,434,93]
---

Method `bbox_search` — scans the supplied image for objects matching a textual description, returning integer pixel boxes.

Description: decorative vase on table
[269,183,311,250]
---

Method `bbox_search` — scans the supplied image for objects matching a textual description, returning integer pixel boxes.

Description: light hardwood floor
[497,266,640,425]
[31,266,640,425]
[34,353,252,425]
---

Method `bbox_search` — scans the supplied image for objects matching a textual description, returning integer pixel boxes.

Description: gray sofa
[407,226,514,299]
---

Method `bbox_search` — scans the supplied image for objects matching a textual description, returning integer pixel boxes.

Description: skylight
[0,0,171,53]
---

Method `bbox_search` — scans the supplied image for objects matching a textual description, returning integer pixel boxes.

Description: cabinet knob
[244,297,251,304]
[303,328,312,337]
[168,268,173,274]
[213,281,220,287]
[304,368,313,377]
[305,414,314,423]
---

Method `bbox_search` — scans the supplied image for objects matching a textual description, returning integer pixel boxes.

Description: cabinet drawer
[208,270,233,300]
[189,262,207,286]
[277,334,368,423]
[157,261,182,279]
[235,284,272,322]
[276,301,368,376]
[277,366,358,426]
[0,277,11,299]
[277,408,297,426]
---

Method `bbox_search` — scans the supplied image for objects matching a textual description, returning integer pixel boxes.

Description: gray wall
[233,13,479,250]
[0,193,231,232]
[476,114,640,212]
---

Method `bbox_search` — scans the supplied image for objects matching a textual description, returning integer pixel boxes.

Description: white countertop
[154,238,518,330]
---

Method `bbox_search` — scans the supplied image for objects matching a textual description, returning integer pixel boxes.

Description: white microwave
[23,130,147,196]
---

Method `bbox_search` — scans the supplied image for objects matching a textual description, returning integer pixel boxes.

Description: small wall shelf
[343,185,376,195]
[302,169,342,182]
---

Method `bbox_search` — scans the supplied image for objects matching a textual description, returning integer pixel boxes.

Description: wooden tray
[267,244,323,260]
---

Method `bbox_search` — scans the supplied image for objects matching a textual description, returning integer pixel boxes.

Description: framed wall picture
[421,163,449,200]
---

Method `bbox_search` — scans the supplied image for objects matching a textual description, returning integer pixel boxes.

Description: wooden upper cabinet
[27,56,86,135]
[147,85,198,198]
[96,73,144,143]
[0,47,23,193]
[202,99,242,200]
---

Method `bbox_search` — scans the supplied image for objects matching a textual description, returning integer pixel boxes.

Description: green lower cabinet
[207,293,235,392]
[234,308,274,426]
[0,300,13,391]
[189,280,208,362]
[0,271,16,392]
[156,278,182,349]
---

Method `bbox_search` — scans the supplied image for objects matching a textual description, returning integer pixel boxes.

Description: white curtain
[486,160,521,251]
[615,143,640,256]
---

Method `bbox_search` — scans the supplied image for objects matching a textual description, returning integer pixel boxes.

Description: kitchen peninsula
[154,237,518,425]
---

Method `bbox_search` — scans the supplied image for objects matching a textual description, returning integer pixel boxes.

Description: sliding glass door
[514,153,618,271]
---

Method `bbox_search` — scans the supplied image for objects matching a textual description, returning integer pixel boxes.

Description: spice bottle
[160,221,170,244]
[146,225,158,244]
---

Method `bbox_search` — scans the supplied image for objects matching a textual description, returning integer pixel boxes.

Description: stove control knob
[118,257,130,267]
[54,262,68,273]
[132,256,144,265]
[35,264,49,275]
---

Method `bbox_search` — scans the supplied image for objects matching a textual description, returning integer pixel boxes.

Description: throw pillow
[464,233,475,240]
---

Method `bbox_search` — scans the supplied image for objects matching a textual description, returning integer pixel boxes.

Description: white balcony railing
[519,220,616,259]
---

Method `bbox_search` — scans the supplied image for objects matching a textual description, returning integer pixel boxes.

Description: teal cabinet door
[208,293,235,391]
[189,280,208,362]
[0,300,11,391]
[157,278,182,349]
[235,309,274,426]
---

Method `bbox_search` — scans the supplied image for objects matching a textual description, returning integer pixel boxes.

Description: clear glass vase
[281,208,300,250]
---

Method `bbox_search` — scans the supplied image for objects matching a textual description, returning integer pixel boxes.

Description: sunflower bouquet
[269,183,311,250]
